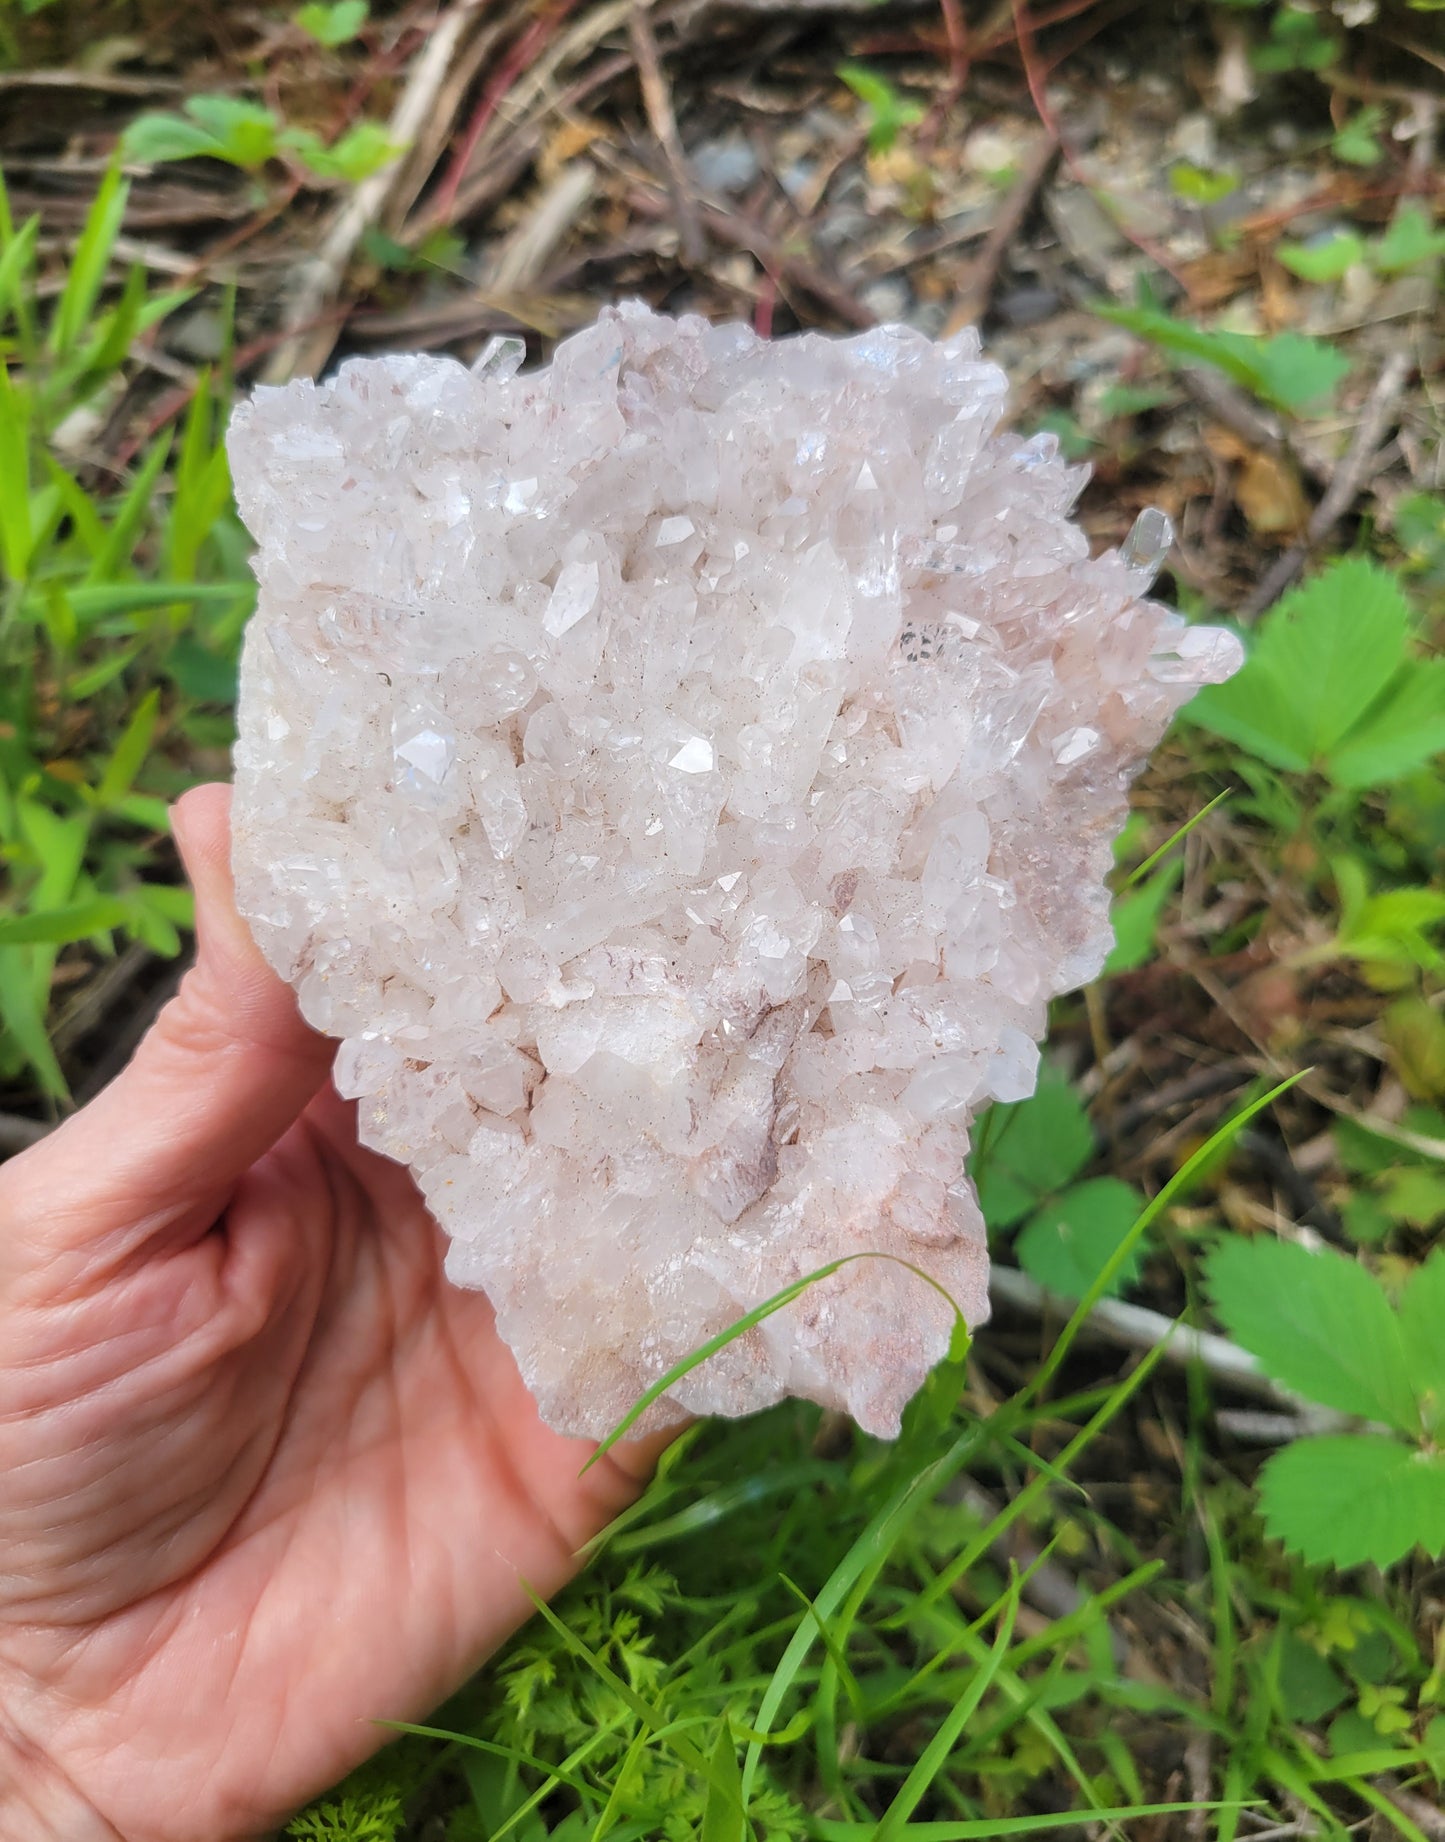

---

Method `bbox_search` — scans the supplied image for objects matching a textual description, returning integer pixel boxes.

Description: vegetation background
[1,0,1444,1835]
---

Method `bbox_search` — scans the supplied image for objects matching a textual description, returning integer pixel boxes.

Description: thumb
[6,783,334,1259]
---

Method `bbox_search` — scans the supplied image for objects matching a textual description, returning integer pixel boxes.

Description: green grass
[0,165,252,1099]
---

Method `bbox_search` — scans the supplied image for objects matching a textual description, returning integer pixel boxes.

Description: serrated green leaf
[1186,558,1411,778]
[1326,658,1445,788]
[1016,1176,1146,1302]
[1258,1435,1445,1568]
[1400,1251,1445,1435]
[1251,332,1351,412]
[1207,1235,1420,1432]
[1096,302,1348,413]
[972,1066,1096,1215]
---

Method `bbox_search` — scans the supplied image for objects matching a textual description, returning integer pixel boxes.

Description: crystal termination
[228,305,1241,1438]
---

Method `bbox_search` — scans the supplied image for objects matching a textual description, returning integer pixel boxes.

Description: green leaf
[1104,856,1183,975]
[95,688,161,810]
[1276,1630,1349,1723]
[1258,1436,1445,1568]
[836,62,924,155]
[1207,1235,1421,1432]
[48,163,127,360]
[124,97,281,171]
[0,945,67,1098]
[0,897,129,946]
[287,120,404,184]
[972,1065,1096,1222]
[1096,302,1349,414]
[121,112,227,166]
[294,0,369,45]
[0,365,34,583]
[183,95,281,169]
[1326,658,1445,788]
[1372,205,1445,277]
[1331,107,1385,166]
[1277,231,1365,283]
[1377,1166,1445,1228]
[700,1721,745,1842]
[1186,558,1412,778]
[1016,1176,1147,1302]
[1251,331,1353,416]
[1170,163,1238,205]
[1400,1251,1445,1436]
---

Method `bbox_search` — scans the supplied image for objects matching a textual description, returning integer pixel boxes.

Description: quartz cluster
[227,303,1240,1439]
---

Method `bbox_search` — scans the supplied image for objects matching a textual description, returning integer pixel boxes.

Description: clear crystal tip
[1121,507,1174,586]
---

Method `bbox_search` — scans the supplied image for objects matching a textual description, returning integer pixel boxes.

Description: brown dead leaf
[1235,449,1309,538]
[1177,248,1254,310]
[538,115,608,183]
[1259,258,1298,330]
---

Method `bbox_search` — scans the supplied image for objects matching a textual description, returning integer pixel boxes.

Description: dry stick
[628,185,876,329]
[988,1265,1350,1431]
[422,0,634,233]
[629,0,705,268]
[262,0,490,384]
[943,128,1059,336]
[1238,346,1414,618]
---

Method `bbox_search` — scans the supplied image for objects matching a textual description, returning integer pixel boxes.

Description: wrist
[0,1707,122,1842]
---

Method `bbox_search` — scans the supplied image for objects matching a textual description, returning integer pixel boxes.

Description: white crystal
[227,304,1242,1440]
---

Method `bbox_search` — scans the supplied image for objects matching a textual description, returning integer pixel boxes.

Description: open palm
[0,785,663,1842]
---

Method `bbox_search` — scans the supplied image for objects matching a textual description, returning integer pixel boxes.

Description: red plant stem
[430,0,577,226]
[1009,0,1193,295]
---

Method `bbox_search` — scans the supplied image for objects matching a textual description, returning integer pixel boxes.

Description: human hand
[0,784,669,1842]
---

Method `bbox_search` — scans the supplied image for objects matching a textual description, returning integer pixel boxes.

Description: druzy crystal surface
[228,304,1241,1438]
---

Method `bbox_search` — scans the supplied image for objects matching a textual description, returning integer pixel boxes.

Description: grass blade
[0,897,129,947]
[875,1583,1021,1839]
[584,1253,968,1472]
[48,163,128,361]
[1026,1071,1307,1405]
[1125,787,1232,886]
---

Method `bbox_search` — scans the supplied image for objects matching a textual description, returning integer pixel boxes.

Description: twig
[262,0,490,383]
[630,186,876,328]
[1239,347,1414,617]
[489,162,598,293]
[422,0,630,233]
[988,1265,1349,1429]
[629,0,705,267]
[943,129,1059,335]
[1109,1057,1254,1138]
